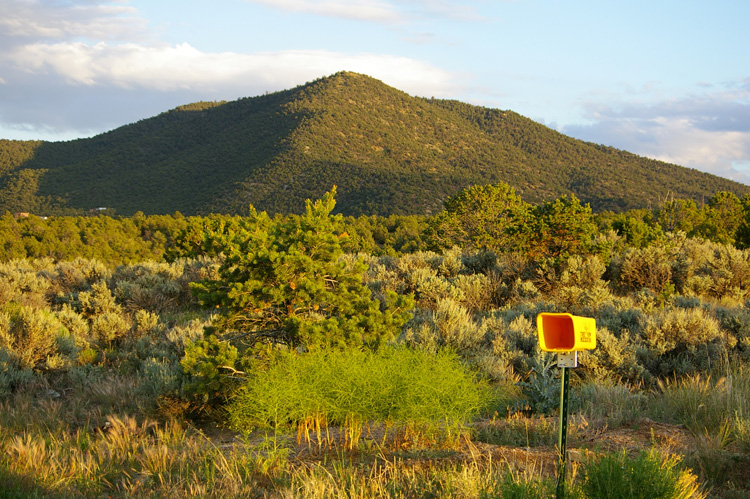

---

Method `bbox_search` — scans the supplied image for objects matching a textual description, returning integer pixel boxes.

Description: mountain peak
[1,73,747,216]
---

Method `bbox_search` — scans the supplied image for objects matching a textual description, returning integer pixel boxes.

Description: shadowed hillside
[1,71,747,216]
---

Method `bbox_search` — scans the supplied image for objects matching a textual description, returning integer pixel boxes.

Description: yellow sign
[537,313,596,352]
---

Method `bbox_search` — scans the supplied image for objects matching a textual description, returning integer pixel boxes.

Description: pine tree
[190,187,414,351]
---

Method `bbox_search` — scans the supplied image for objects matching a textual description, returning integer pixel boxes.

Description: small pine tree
[190,187,414,352]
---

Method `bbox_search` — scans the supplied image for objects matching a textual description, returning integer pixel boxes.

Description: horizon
[1,0,748,184]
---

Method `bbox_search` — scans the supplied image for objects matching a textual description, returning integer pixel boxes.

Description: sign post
[537,313,596,499]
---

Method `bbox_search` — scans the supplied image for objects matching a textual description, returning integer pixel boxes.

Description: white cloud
[0,36,460,137]
[0,0,146,41]
[245,0,403,23]
[562,83,750,184]
[243,0,486,24]
[0,0,471,140]
[3,40,457,93]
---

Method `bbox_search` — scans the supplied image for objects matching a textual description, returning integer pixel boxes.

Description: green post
[556,365,570,499]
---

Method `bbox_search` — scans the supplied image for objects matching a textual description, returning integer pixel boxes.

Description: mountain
[1,71,748,217]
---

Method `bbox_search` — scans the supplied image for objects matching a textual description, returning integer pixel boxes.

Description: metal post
[556,365,570,499]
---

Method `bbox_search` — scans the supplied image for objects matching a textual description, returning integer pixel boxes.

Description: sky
[1,0,749,184]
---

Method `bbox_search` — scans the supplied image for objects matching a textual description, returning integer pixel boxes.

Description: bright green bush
[581,449,704,499]
[228,346,488,434]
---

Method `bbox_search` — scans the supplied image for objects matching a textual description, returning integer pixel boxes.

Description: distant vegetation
[1,71,747,217]
[2,183,750,263]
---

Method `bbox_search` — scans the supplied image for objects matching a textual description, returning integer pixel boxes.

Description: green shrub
[0,259,51,308]
[136,357,185,399]
[578,327,644,383]
[452,273,494,312]
[402,298,486,354]
[132,309,160,337]
[55,305,89,348]
[164,317,209,352]
[461,248,498,274]
[695,244,750,301]
[673,238,750,302]
[483,314,538,381]
[89,311,131,343]
[638,307,725,378]
[111,261,187,313]
[581,449,704,499]
[63,280,121,318]
[560,255,608,289]
[1,304,67,370]
[515,352,560,415]
[46,258,110,297]
[181,334,241,407]
[614,245,674,294]
[407,267,458,306]
[437,246,465,278]
[191,190,414,352]
[228,346,488,436]
[576,381,647,428]
[0,349,35,397]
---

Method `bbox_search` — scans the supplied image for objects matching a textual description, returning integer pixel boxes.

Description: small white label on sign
[557,351,578,368]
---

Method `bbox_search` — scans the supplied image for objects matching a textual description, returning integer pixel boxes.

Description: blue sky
[1,0,749,183]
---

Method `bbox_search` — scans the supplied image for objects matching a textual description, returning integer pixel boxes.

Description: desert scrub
[228,346,489,448]
[692,242,750,302]
[577,327,644,383]
[554,255,610,308]
[110,258,215,313]
[403,298,486,355]
[0,258,53,309]
[576,380,647,429]
[46,258,111,298]
[580,449,704,499]
[649,371,750,437]
[613,244,675,295]
[0,303,80,372]
[638,307,725,378]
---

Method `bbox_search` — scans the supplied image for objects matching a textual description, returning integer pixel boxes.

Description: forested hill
[1,71,747,216]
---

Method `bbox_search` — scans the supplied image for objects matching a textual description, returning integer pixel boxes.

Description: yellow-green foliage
[1,304,66,370]
[228,346,488,441]
[581,449,705,499]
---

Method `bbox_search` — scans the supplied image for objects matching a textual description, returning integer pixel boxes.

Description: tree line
[2,183,750,266]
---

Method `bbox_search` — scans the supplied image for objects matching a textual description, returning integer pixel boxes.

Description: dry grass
[0,376,714,499]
